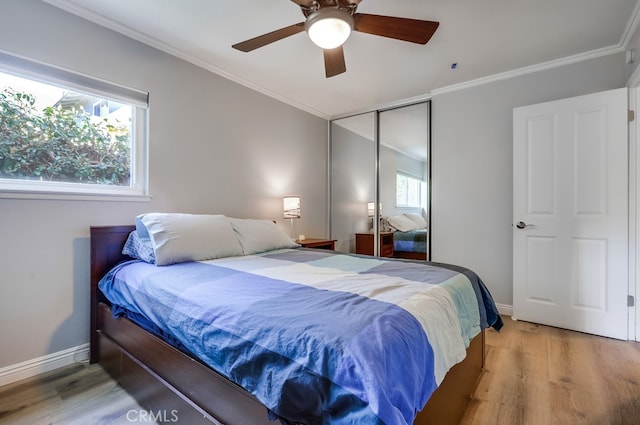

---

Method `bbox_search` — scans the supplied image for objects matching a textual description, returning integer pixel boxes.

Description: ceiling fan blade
[324,46,346,78]
[232,23,305,52]
[353,13,439,44]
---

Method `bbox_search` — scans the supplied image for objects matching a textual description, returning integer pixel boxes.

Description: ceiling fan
[232,0,439,78]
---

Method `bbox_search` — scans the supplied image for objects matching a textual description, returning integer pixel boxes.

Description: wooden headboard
[89,225,135,362]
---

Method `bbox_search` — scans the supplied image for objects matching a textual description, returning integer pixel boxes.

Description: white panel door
[513,88,629,340]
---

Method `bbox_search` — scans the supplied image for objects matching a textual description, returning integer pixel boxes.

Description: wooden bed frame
[90,225,484,425]
[394,251,428,261]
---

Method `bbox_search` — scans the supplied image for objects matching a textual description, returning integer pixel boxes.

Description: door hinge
[629,110,635,122]
[629,295,635,307]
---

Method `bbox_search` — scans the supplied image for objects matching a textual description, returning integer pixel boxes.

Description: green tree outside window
[0,87,131,185]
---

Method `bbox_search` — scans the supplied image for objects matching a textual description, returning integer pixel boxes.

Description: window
[396,172,425,208]
[0,52,149,200]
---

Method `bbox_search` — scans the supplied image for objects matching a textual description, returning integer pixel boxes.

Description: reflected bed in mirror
[393,229,428,260]
[383,214,428,260]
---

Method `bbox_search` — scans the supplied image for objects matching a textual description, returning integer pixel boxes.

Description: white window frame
[396,172,425,209]
[0,51,150,201]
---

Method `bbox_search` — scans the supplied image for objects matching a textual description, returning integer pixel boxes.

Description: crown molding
[620,0,640,48]
[431,45,626,96]
[41,0,330,120]
[432,1,640,97]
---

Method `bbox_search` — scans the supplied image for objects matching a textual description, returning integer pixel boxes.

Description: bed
[393,229,428,260]
[385,214,429,260]
[90,214,502,425]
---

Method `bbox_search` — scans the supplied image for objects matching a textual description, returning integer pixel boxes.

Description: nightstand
[296,238,336,250]
[355,232,394,257]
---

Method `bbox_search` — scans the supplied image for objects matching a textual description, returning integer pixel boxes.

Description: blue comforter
[393,229,427,253]
[99,249,502,425]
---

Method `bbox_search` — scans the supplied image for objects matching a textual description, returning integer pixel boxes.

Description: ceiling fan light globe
[305,9,354,50]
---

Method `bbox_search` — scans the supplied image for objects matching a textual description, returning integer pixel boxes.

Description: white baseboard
[0,343,89,387]
[496,303,513,317]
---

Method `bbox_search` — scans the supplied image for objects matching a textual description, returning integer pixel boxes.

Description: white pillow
[138,213,244,266]
[387,214,420,232]
[403,212,427,229]
[229,218,299,255]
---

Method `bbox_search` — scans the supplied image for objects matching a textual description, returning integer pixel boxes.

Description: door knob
[515,221,532,229]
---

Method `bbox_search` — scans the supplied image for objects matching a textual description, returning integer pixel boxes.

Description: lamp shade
[305,8,354,50]
[283,196,301,219]
[367,202,382,217]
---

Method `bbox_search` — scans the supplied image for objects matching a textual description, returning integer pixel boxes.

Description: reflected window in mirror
[396,172,426,208]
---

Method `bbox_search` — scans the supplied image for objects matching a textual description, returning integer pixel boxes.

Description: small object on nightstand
[298,234,306,241]
[296,238,336,250]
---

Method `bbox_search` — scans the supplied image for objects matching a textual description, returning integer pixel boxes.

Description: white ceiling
[44,0,640,119]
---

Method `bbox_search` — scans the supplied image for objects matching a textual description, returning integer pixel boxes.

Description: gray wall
[431,52,627,307]
[0,0,327,368]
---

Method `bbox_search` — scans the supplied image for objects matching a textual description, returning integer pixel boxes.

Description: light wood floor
[1,317,639,425]
[460,317,640,425]
[0,361,144,425]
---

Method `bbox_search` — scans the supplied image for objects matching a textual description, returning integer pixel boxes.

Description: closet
[330,101,431,259]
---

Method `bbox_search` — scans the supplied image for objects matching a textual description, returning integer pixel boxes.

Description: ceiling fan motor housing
[298,0,360,17]
[305,8,355,49]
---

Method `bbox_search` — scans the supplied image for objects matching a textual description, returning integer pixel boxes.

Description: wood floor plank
[0,317,638,425]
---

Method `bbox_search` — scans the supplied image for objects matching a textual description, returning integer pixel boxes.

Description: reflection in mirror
[330,101,430,260]
[330,112,375,253]
[379,102,430,260]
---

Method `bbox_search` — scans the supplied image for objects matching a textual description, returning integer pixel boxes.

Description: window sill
[0,179,151,202]
[0,190,152,202]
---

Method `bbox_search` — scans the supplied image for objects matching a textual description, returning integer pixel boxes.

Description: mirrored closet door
[330,111,376,254]
[330,101,431,260]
